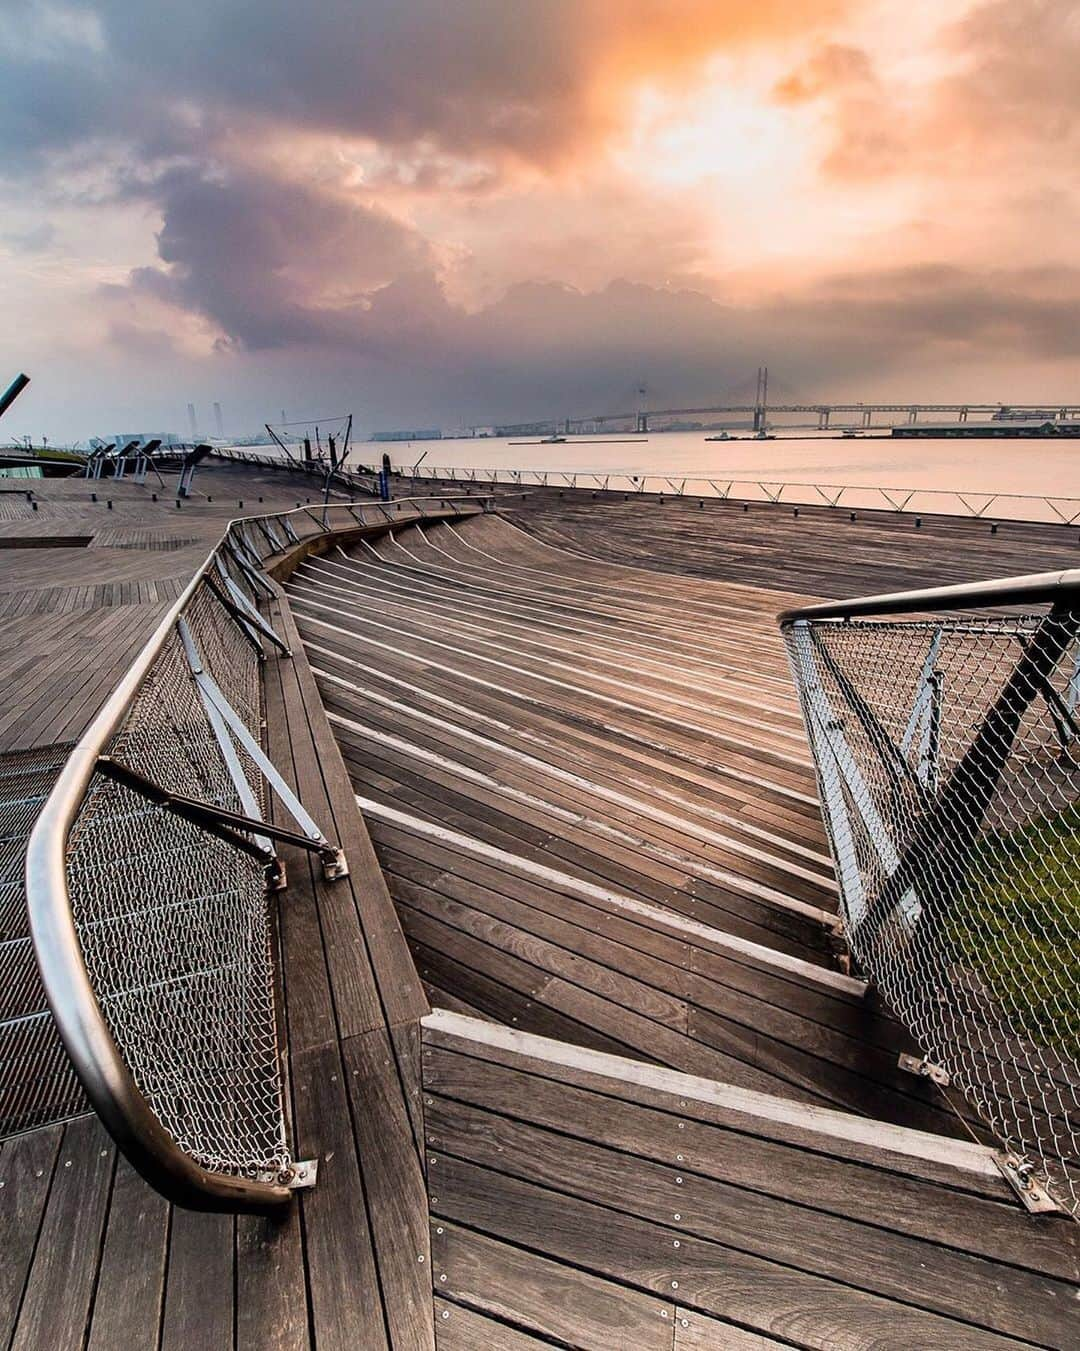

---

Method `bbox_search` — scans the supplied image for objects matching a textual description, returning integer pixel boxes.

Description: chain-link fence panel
[786,608,1080,1211]
[65,579,289,1180]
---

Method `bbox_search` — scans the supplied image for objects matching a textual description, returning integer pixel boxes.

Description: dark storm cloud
[134,256,1080,420]
[126,163,434,349]
[3,0,848,175]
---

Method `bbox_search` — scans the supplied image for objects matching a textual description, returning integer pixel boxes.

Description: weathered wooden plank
[425,1091,1076,1343]
[431,1222,673,1349]
[420,1016,1012,1198]
[674,1307,789,1349]
[429,1153,1032,1350]
[160,1209,235,1351]
[263,640,338,1055]
[266,603,386,1041]
[10,1116,114,1351]
[86,1158,169,1351]
[0,1125,62,1345]
[236,1207,310,1351]
[268,585,428,1033]
[341,1027,434,1351]
[433,1298,555,1350]
[290,1040,389,1351]
[422,1042,1080,1281]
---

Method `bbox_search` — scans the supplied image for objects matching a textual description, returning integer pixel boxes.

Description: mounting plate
[897,1052,951,1086]
[994,1155,1065,1215]
[286,1159,319,1191]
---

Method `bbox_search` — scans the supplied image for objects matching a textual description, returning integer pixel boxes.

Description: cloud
[125,163,435,349]
[785,0,1080,181]
[2,222,57,252]
[773,42,877,104]
[1,0,852,183]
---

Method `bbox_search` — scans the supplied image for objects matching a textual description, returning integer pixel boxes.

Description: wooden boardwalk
[0,464,327,754]
[1,477,1078,1347]
[452,485,1080,597]
[423,1010,1080,1349]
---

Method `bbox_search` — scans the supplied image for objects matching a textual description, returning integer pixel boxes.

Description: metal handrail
[23,493,487,1211]
[778,567,1080,626]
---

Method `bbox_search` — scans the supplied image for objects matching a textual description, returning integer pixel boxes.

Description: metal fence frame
[398,465,1080,526]
[780,567,1080,1214]
[23,493,489,1211]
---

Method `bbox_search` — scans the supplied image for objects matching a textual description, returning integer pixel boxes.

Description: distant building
[892,420,1080,438]
[371,428,442,442]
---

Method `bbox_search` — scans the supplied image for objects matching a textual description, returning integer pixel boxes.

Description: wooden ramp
[461,486,1080,597]
[287,513,974,1134]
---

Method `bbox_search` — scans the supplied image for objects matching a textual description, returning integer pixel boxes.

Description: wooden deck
[461,485,1080,597]
[0,463,329,754]
[423,1010,1080,1349]
[1,477,1079,1347]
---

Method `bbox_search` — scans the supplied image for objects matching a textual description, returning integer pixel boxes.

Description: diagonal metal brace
[96,757,346,881]
[176,621,348,881]
[204,574,291,660]
[210,562,290,658]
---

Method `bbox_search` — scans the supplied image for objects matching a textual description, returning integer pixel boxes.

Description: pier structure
[1,457,1079,1348]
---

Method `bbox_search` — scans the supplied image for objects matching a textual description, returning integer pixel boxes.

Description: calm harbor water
[372,431,1080,500]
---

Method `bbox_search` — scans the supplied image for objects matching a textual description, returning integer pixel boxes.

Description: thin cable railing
[23,493,488,1210]
[780,569,1080,1215]
[401,465,1080,526]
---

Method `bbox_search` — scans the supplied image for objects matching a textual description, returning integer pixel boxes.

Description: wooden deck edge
[265,578,430,1032]
[421,1008,1001,1180]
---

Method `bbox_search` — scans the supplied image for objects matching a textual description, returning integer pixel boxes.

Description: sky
[1,0,1078,441]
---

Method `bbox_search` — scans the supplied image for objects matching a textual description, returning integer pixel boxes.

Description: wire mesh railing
[782,573,1080,1214]
[24,493,487,1208]
[402,465,1080,525]
[66,583,288,1181]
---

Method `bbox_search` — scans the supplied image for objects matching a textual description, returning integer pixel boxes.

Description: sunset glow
[1,0,1077,437]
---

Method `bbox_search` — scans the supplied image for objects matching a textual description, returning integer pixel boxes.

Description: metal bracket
[176,622,348,883]
[897,1053,951,1086]
[994,1154,1065,1214]
[96,757,345,872]
[204,573,291,658]
[285,1158,319,1190]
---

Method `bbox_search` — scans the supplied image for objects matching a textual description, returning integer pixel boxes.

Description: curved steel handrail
[24,494,487,1211]
[777,567,1080,626]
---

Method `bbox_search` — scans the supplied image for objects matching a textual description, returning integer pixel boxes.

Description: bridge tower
[635,382,649,434]
[753,366,769,434]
